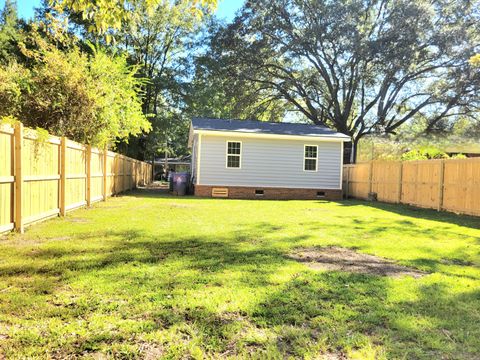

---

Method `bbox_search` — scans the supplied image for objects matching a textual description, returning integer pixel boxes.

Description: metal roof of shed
[191,117,350,139]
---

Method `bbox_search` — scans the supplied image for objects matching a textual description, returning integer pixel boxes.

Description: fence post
[368,161,373,195]
[14,123,23,233]
[122,156,126,192]
[345,166,350,199]
[86,145,91,206]
[438,159,445,211]
[59,137,67,216]
[113,154,117,195]
[103,146,107,201]
[397,161,403,204]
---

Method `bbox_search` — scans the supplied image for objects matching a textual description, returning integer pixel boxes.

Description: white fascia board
[193,129,350,142]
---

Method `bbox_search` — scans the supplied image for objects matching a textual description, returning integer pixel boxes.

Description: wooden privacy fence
[343,159,480,216]
[0,122,153,233]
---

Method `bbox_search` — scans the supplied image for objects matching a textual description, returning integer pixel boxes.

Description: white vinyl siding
[197,135,342,189]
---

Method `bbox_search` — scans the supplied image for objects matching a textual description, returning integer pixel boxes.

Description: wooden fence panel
[443,158,480,216]
[402,160,441,209]
[106,152,116,196]
[114,154,121,193]
[0,125,14,233]
[346,163,370,199]
[0,122,153,233]
[65,140,87,211]
[90,148,104,202]
[371,161,402,203]
[344,159,480,217]
[22,132,60,225]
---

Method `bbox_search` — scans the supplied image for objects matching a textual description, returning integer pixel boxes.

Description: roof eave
[192,129,350,142]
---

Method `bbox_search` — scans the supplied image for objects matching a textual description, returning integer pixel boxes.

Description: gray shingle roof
[191,117,350,139]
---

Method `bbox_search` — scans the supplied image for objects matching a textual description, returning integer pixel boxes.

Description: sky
[1,0,244,21]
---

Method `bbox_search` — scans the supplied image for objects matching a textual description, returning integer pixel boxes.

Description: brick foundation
[194,185,342,200]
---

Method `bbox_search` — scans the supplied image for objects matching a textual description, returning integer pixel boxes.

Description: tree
[112,1,211,161]
[187,19,293,122]
[0,27,150,146]
[211,0,480,162]
[0,0,24,63]
[49,0,217,35]
[470,54,480,67]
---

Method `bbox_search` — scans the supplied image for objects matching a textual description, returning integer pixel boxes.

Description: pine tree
[0,0,21,63]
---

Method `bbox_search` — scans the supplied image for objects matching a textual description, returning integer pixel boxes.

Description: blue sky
[1,0,244,21]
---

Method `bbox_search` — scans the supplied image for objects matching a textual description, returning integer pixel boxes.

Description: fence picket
[0,122,153,233]
[344,159,480,217]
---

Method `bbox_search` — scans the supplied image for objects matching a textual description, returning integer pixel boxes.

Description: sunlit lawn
[0,190,479,359]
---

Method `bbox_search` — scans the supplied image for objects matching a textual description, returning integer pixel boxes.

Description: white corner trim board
[197,134,202,185]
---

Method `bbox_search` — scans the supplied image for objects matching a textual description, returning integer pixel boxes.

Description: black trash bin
[172,172,190,196]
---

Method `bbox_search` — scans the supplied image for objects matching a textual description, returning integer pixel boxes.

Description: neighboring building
[188,118,350,200]
[444,146,480,158]
[153,156,191,180]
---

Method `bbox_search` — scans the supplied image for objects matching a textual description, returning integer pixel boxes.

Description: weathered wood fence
[1,122,152,233]
[343,159,480,217]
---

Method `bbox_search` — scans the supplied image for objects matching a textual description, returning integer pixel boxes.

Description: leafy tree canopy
[210,0,480,161]
[0,21,151,146]
[49,0,217,36]
[188,19,293,122]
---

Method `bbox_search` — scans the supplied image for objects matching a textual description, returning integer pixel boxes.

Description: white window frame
[303,144,318,172]
[226,140,242,169]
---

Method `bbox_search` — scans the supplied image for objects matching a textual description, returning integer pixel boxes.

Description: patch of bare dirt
[289,246,425,278]
[139,343,164,360]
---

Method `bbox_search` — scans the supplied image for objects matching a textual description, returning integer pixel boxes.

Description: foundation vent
[255,189,264,197]
[212,188,229,198]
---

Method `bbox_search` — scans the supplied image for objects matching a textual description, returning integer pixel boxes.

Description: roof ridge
[192,117,329,128]
[191,117,350,139]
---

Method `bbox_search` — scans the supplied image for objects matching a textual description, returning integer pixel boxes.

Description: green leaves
[0,30,151,147]
[470,54,480,67]
[49,0,217,35]
[210,0,479,157]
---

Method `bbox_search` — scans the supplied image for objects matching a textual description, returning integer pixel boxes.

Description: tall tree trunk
[164,140,169,179]
[350,137,359,164]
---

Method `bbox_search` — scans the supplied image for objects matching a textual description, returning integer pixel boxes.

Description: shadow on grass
[253,273,480,358]
[334,199,480,230]
[1,229,290,281]
[1,192,479,357]
[0,223,479,358]
[125,189,479,229]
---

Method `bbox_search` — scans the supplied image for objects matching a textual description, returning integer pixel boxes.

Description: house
[444,145,480,158]
[152,156,191,180]
[188,118,350,200]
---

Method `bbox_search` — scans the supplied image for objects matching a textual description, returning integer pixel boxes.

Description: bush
[401,147,449,161]
[0,30,151,146]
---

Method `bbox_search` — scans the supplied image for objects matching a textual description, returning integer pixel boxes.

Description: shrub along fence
[343,159,480,217]
[0,122,152,233]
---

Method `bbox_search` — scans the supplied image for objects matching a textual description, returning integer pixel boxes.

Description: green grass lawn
[1,191,479,359]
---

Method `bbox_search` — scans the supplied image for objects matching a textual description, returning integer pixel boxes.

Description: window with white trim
[226,141,241,168]
[304,145,318,171]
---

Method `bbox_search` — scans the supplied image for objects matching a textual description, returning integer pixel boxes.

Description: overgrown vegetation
[0,1,151,147]
[357,136,477,162]
[0,192,479,358]
[1,0,478,160]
